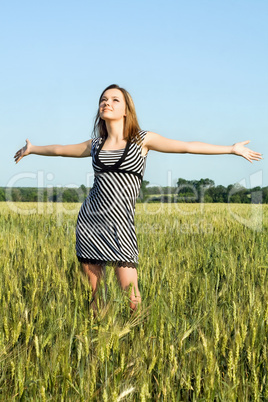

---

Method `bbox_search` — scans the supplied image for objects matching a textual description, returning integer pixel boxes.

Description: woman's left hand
[232,141,262,163]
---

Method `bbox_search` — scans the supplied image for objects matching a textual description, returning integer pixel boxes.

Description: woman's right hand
[14,139,32,164]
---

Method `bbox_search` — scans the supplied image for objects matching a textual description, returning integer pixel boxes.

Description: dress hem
[77,255,137,268]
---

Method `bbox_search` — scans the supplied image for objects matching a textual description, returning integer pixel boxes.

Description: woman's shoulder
[92,137,103,144]
[138,130,147,139]
[132,130,147,145]
[90,137,104,155]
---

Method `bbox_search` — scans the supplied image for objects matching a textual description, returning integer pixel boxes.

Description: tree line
[1,178,267,203]
[142,178,267,204]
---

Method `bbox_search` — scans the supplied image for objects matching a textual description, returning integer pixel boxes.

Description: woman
[14,84,262,311]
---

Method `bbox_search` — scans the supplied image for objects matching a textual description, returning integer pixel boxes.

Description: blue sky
[1,0,267,189]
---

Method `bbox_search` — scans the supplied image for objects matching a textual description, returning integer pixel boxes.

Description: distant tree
[229,194,241,203]
[204,194,213,203]
[211,185,227,203]
[263,187,268,203]
[2,182,267,203]
[251,186,262,204]
[138,180,150,201]
[0,188,5,201]
[20,187,38,202]
[51,188,58,202]
[177,177,215,202]
[146,186,162,195]
[62,188,79,202]
[80,184,88,199]
[228,183,250,204]
[177,178,188,186]
[200,178,215,188]
[11,188,22,202]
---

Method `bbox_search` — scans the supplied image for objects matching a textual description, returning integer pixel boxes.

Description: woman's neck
[105,119,125,143]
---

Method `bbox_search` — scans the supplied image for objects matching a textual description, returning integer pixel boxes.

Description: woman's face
[99,88,126,121]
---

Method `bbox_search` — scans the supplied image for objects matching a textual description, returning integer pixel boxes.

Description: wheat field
[0,202,267,401]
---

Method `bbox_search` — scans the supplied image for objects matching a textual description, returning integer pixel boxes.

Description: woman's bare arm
[143,131,262,163]
[14,139,92,164]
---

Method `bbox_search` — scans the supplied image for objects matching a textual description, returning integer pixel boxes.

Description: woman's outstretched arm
[143,132,262,163]
[14,139,92,164]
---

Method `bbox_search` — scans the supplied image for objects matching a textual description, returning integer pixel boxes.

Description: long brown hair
[92,84,141,143]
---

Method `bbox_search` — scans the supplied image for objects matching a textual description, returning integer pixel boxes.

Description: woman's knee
[81,262,105,291]
[115,265,138,286]
[115,266,141,309]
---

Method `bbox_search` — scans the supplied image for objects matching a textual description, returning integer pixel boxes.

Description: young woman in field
[14,84,262,312]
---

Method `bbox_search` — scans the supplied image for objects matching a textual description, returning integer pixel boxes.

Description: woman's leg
[115,265,141,311]
[81,262,106,312]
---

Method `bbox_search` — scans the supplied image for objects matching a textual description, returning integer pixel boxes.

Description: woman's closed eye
[100,98,119,103]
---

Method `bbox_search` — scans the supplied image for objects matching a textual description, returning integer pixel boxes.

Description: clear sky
[1,0,267,190]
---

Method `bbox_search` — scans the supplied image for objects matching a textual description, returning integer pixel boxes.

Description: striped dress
[76,130,148,266]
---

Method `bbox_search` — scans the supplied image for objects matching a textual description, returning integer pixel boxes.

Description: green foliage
[137,180,150,202]
[0,203,268,400]
[1,186,88,203]
[1,181,268,203]
[144,180,267,204]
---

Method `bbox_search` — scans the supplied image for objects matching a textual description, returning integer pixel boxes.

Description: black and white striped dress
[76,130,148,267]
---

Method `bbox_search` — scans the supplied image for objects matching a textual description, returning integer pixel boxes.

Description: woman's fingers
[14,148,25,163]
[233,141,263,163]
[15,149,23,158]
[14,154,21,163]
[14,139,29,163]
[246,150,263,163]
[248,150,262,160]
[14,151,20,162]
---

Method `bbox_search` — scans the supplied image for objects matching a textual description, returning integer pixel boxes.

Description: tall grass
[0,202,267,400]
